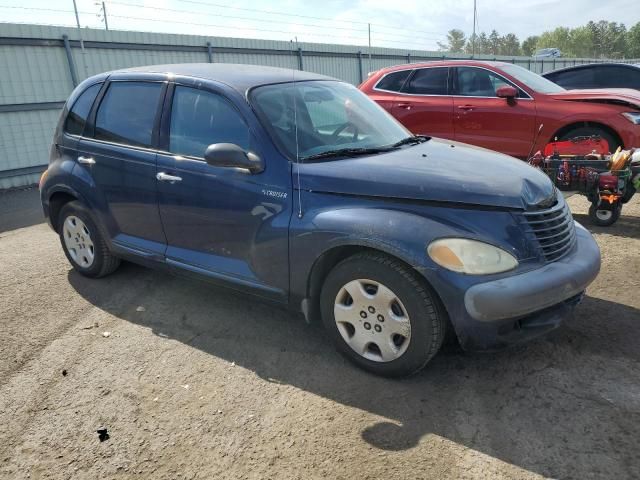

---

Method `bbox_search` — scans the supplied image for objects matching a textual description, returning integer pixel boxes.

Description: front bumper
[464,224,600,322]
[445,224,601,351]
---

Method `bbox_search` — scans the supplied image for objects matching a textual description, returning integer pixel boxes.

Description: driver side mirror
[204,143,264,174]
[496,85,518,99]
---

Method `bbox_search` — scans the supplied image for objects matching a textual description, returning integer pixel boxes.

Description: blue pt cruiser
[40,64,601,377]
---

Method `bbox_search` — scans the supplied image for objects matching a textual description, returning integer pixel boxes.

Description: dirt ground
[0,188,638,480]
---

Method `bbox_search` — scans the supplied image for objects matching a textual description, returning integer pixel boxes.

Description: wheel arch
[48,190,79,232]
[550,121,623,148]
[304,243,452,338]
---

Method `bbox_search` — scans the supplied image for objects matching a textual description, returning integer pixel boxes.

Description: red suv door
[452,66,536,158]
[390,67,454,139]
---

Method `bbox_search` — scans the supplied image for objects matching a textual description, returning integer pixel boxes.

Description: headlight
[427,238,518,275]
[622,112,640,125]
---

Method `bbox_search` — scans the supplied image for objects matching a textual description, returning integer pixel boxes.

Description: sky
[1,0,639,51]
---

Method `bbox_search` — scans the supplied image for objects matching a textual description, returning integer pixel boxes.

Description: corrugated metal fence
[1,23,638,189]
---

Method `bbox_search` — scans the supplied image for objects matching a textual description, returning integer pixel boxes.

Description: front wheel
[559,127,620,153]
[58,201,121,277]
[588,201,621,227]
[320,252,446,377]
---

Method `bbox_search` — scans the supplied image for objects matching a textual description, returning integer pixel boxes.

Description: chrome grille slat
[523,200,566,217]
[523,195,576,262]
[534,223,573,241]
[529,215,572,232]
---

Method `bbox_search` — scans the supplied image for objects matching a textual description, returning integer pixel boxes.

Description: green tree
[628,22,640,58]
[500,33,521,56]
[465,32,493,55]
[568,26,594,57]
[537,27,571,55]
[488,29,501,55]
[588,20,627,58]
[521,36,539,56]
[438,29,467,53]
[464,33,478,55]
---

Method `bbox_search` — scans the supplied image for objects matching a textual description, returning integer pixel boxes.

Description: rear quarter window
[375,70,412,92]
[64,83,102,136]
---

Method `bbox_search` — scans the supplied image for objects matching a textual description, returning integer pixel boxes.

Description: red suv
[360,61,640,158]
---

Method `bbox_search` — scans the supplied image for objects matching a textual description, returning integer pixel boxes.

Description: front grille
[523,197,576,262]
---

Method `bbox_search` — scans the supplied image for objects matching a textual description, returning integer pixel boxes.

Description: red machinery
[530,136,639,226]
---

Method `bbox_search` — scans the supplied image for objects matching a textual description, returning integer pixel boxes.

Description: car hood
[295,138,555,210]
[548,88,640,110]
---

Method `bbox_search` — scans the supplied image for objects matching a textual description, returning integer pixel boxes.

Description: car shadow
[571,211,639,239]
[68,263,640,479]
[0,187,44,233]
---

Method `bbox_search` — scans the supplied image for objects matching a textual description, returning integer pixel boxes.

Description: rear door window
[169,86,249,158]
[403,68,449,95]
[64,83,102,136]
[375,70,412,92]
[94,82,163,148]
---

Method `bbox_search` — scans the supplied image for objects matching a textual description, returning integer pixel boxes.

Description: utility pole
[71,0,89,78]
[472,0,477,57]
[368,23,372,74]
[102,1,109,31]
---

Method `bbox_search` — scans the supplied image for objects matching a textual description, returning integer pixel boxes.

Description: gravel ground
[0,189,638,480]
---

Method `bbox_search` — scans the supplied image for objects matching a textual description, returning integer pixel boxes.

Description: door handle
[77,156,95,165]
[457,105,475,111]
[397,103,412,110]
[156,172,182,183]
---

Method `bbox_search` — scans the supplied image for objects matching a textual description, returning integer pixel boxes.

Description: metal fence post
[206,41,213,63]
[357,50,363,84]
[297,47,303,71]
[62,34,78,87]
[407,53,411,64]
[552,58,556,70]
[528,58,531,70]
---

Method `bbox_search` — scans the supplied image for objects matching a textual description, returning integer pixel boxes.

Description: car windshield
[501,64,566,94]
[250,80,412,161]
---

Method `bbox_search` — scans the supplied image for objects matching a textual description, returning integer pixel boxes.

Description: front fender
[289,203,448,320]
[289,196,513,300]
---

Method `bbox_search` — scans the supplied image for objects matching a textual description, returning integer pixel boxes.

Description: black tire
[588,201,621,227]
[58,201,120,278]
[559,126,620,153]
[320,252,446,377]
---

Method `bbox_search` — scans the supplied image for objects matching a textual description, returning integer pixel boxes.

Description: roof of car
[544,63,640,74]
[377,60,516,73]
[116,63,338,92]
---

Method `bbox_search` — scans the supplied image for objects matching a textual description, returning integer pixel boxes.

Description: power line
[106,13,437,47]
[108,1,370,33]
[106,1,445,42]
[176,0,445,36]
[0,4,443,47]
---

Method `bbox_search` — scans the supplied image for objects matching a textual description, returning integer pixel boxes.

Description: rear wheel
[588,201,621,227]
[559,126,620,153]
[58,201,120,277]
[320,252,446,377]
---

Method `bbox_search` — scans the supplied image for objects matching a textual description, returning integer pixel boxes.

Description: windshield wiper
[390,135,431,148]
[299,147,395,161]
